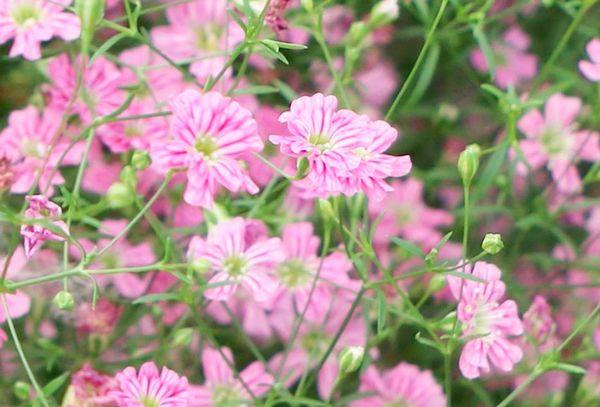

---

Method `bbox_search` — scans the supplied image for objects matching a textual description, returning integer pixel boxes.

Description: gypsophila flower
[579,38,600,82]
[20,194,68,259]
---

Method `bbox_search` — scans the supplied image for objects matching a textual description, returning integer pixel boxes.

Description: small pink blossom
[579,38,600,81]
[0,290,31,348]
[111,362,189,407]
[75,298,123,337]
[188,347,274,406]
[0,0,80,60]
[470,25,538,89]
[517,93,600,194]
[64,363,118,407]
[0,106,81,195]
[20,194,68,258]
[187,217,283,302]
[351,362,446,407]
[523,295,555,345]
[152,90,263,208]
[447,262,524,379]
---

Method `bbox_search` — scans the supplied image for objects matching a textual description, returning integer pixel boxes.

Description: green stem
[384,0,448,121]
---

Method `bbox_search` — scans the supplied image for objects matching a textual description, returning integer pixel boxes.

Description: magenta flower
[447,262,524,379]
[152,90,263,208]
[64,363,117,406]
[579,38,600,81]
[150,0,244,82]
[20,194,68,259]
[0,106,81,195]
[111,362,189,407]
[45,54,125,123]
[187,217,283,302]
[0,0,80,60]
[351,362,446,407]
[470,25,538,89]
[517,93,600,194]
[188,347,273,406]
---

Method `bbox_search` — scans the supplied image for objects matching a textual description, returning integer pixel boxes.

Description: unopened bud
[295,157,309,179]
[338,346,364,374]
[75,0,106,54]
[482,233,504,254]
[190,258,212,274]
[318,199,335,221]
[53,290,74,310]
[172,328,194,347]
[301,0,313,12]
[428,274,446,292]
[13,381,30,401]
[131,150,151,171]
[457,144,481,186]
[371,0,400,27]
[107,182,134,208]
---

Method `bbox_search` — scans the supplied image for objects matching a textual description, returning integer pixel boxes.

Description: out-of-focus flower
[470,25,538,89]
[265,0,292,34]
[187,217,283,302]
[322,5,354,44]
[0,290,31,348]
[62,363,117,407]
[447,262,524,379]
[0,0,80,60]
[517,93,600,194]
[579,38,600,82]
[152,90,263,208]
[350,362,446,407]
[188,347,273,405]
[20,195,67,258]
[0,106,82,195]
[523,295,555,345]
[151,0,244,83]
[111,362,189,406]
[75,298,123,337]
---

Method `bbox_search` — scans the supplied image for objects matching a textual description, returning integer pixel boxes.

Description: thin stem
[496,370,541,407]
[384,0,448,121]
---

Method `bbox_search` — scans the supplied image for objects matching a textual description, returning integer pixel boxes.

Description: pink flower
[152,90,263,208]
[0,0,80,60]
[0,106,81,195]
[351,362,446,407]
[111,362,189,407]
[579,38,600,81]
[0,290,31,347]
[447,262,523,379]
[150,0,244,83]
[523,295,555,345]
[322,5,354,45]
[517,93,600,194]
[188,347,274,406]
[187,217,283,302]
[45,54,125,123]
[64,363,118,406]
[75,298,123,337]
[470,25,538,89]
[20,194,68,259]
[369,178,453,250]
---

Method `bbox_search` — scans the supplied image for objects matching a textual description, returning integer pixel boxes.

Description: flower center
[212,385,243,406]
[277,259,311,288]
[22,138,45,158]
[540,128,568,156]
[394,205,413,227]
[124,123,143,138]
[140,396,159,407]
[195,135,219,158]
[222,255,247,277]
[301,330,327,358]
[308,133,332,150]
[385,401,411,407]
[353,147,371,160]
[11,4,41,28]
[196,25,223,52]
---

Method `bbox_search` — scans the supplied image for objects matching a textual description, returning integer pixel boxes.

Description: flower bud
[482,233,504,254]
[190,258,212,275]
[120,165,137,188]
[457,144,481,186]
[106,182,134,208]
[318,199,335,221]
[371,0,400,27]
[172,328,194,347]
[428,274,446,292]
[295,157,309,179]
[131,150,151,171]
[348,21,368,46]
[13,381,31,401]
[75,0,106,54]
[53,290,75,310]
[301,0,313,12]
[338,346,364,374]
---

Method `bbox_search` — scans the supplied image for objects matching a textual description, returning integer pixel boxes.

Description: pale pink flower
[111,362,189,407]
[187,217,283,302]
[523,295,555,345]
[351,362,446,407]
[369,178,453,250]
[152,90,263,208]
[517,93,600,194]
[75,298,123,337]
[151,0,244,83]
[579,38,600,81]
[0,0,80,60]
[470,25,538,89]
[447,262,524,379]
[20,194,67,258]
[355,51,399,110]
[0,290,31,347]
[322,5,353,45]
[46,55,125,123]
[189,347,273,406]
[0,106,81,195]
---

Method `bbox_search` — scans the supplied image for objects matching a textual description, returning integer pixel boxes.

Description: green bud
[348,21,368,46]
[190,258,212,275]
[120,165,137,188]
[295,157,309,179]
[300,0,313,12]
[338,346,364,374]
[457,144,481,186]
[106,182,134,208]
[318,199,335,221]
[75,0,106,55]
[131,150,151,171]
[370,0,400,28]
[425,248,439,265]
[428,274,446,292]
[53,290,74,310]
[482,233,504,254]
[172,327,194,347]
[13,381,31,401]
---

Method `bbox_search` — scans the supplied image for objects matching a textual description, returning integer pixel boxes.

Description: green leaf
[472,23,495,78]
[473,140,508,203]
[415,332,440,350]
[376,289,386,334]
[90,32,128,64]
[391,237,425,259]
[43,372,70,396]
[259,41,289,64]
[552,363,587,375]
[442,270,486,283]
[232,85,279,96]
[406,42,440,107]
[261,39,307,50]
[132,292,180,304]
